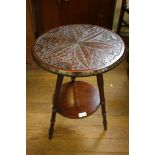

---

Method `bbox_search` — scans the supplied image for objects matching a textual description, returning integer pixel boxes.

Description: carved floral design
[34,25,124,75]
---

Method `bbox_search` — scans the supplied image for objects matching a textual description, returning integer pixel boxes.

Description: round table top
[33,24,125,77]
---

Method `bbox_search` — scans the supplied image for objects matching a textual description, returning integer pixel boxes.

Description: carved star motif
[35,25,124,71]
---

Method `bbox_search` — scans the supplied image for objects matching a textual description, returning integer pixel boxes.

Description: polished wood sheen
[32,0,116,36]
[57,81,100,119]
[26,61,129,155]
[32,24,126,140]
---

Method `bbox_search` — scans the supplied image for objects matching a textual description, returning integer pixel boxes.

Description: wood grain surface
[57,81,100,119]
[26,60,129,155]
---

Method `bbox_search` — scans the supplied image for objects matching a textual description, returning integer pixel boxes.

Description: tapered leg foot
[97,74,107,130]
[48,107,56,139]
[101,102,107,130]
[102,112,107,130]
[48,75,64,140]
[101,107,107,130]
[48,128,54,140]
[104,122,107,130]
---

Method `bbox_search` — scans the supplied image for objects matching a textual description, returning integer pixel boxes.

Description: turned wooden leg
[48,74,64,140]
[97,73,107,130]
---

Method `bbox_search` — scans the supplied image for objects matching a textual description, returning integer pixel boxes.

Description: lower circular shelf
[57,81,100,119]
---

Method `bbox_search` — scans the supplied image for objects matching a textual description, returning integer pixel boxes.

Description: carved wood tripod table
[33,24,125,139]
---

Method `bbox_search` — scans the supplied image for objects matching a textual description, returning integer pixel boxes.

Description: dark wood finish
[59,0,116,27]
[32,0,61,37]
[27,60,129,154]
[57,81,100,119]
[26,0,35,63]
[97,73,107,130]
[71,76,75,82]
[33,25,125,77]
[117,0,129,34]
[32,0,116,36]
[32,24,126,140]
[49,74,64,139]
